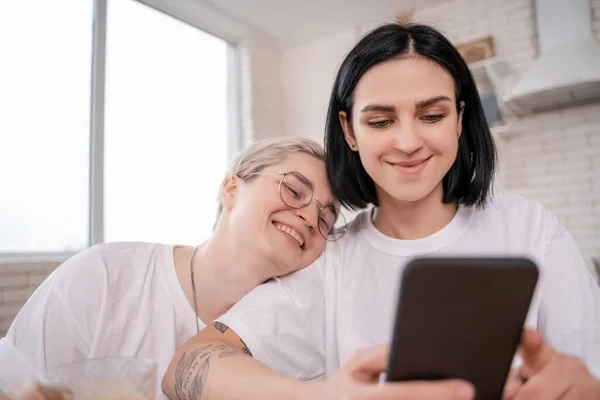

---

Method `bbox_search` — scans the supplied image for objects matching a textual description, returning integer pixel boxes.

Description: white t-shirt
[217,195,600,380]
[0,242,201,399]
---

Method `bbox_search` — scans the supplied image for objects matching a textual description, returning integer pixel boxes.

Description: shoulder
[65,241,166,264]
[56,241,167,272]
[319,209,371,262]
[341,209,372,239]
[47,241,170,295]
[274,256,326,299]
[482,195,562,235]
[267,220,371,297]
[486,194,547,217]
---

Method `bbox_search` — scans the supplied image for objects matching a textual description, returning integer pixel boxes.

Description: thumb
[347,345,390,382]
[518,330,555,378]
[9,383,72,400]
[8,383,47,400]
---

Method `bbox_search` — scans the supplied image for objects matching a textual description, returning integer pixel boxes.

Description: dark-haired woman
[162,22,600,400]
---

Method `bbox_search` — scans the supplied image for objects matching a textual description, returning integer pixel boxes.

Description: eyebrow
[360,95,452,113]
[313,196,337,211]
[360,104,395,113]
[415,95,452,109]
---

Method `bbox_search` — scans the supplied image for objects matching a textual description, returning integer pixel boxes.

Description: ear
[457,101,465,138]
[339,111,359,152]
[221,175,239,211]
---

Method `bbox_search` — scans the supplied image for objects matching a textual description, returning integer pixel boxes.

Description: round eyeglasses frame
[246,171,347,241]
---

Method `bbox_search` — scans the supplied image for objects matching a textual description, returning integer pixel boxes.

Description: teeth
[274,223,304,247]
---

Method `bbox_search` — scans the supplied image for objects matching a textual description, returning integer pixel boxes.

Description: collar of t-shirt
[358,204,475,256]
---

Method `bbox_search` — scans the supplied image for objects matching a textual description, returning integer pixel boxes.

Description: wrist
[292,379,325,400]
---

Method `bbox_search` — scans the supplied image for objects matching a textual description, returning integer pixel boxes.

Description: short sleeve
[537,219,600,377]
[215,260,326,380]
[0,337,40,394]
[0,245,109,391]
[0,284,89,392]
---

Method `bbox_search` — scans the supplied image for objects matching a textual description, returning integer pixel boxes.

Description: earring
[350,143,357,150]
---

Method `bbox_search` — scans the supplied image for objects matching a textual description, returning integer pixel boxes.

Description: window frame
[0,0,243,261]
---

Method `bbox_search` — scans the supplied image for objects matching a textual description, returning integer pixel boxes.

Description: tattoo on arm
[174,348,210,400]
[211,321,253,358]
[173,344,249,400]
[218,347,243,359]
[213,321,229,334]
[240,338,253,357]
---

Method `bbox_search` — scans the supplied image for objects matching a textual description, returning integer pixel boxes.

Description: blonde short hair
[215,137,325,223]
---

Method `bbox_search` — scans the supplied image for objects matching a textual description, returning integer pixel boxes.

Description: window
[104,0,229,244]
[0,0,93,253]
[0,0,238,254]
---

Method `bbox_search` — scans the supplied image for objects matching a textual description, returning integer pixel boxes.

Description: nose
[294,202,319,232]
[393,121,423,154]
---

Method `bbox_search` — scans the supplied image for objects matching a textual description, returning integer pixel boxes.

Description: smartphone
[385,257,539,399]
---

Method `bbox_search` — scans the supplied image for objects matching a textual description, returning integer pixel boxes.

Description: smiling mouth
[388,156,431,173]
[273,222,305,249]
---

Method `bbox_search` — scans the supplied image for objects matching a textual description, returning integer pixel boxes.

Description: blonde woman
[0,137,346,400]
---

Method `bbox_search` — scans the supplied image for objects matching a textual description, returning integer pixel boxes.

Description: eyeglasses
[247,171,346,241]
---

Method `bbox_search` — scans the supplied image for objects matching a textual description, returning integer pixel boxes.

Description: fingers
[347,345,390,382]
[344,345,475,399]
[514,332,596,400]
[513,363,572,400]
[519,330,556,376]
[35,385,71,400]
[565,378,600,400]
[10,384,71,400]
[354,379,475,400]
[8,384,46,400]
[502,368,524,400]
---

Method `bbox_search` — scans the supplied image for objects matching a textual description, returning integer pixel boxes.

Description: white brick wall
[502,104,600,267]
[0,261,61,336]
[593,0,600,37]
[415,0,538,76]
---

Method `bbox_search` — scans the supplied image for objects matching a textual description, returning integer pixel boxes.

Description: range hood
[503,0,600,116]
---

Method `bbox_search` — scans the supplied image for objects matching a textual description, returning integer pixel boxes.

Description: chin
[384,182,440,204]
[264,247,300,275]
[275,260,302,277]
[393,194,430,203]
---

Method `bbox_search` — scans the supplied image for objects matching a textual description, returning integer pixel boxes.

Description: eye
[367,119,392,128]
[319,216,331,233]
[421,114,446,123]
[283,183,302,200]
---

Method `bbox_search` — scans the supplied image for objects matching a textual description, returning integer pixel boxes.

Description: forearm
[162,340,320,400]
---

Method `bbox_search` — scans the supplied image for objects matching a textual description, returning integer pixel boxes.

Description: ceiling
[200,0,445,48]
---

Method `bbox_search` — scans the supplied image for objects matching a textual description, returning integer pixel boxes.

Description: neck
[373,184,458,240]
[188,230,272,324]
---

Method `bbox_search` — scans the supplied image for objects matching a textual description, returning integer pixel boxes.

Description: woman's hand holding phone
[503,330,600,400]
[321,344,475,400]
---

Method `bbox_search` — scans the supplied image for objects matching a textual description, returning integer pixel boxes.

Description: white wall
[277,0,600,277]
[281,27,359,142]
[239,35,285,143]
